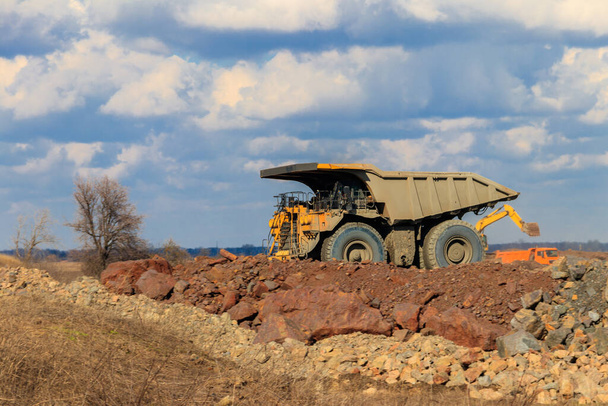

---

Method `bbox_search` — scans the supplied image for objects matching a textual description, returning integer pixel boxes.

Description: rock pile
[100,250,559,350]
[2,252,608,403]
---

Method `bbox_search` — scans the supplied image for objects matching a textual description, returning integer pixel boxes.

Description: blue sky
[1,0,607,250]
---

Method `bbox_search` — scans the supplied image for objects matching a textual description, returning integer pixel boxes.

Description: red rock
[433,372,449,385]
[393,303,421,331]
[220,249,238,261]
[460,347,484,366]
[227,301,258,321]
[252,281,269,298]
[220,290,239,312]
[419,306,440,328]
[101,256,172,295]
[208,257,228,266]
[135,269,176,300]
[424,307,508,350]
[258,286,392,342]
[464,365,484,383]
[253,313,309,344]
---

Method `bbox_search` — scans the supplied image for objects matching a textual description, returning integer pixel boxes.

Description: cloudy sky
[1,0,607,250]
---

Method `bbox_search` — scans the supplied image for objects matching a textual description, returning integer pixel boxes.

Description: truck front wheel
[422,219,484,269]
[321,223,386,263]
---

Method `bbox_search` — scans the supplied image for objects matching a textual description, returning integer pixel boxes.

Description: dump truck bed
[260,163,519,224]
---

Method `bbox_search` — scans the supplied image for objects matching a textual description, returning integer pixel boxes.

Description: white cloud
[248,134,310,155]
[387,0,608,36]
[12,141,102,174]
[243,159,275,173]
[532,151,608,172]
[0,30,166,118]
[420,117,489,132]
[490,123,566,157]
[175,0,339,32]
[532,47,608,123]
[98,133,175,179]
[341,132,476,171]
[101,56,208,117]
[198,46,411,130]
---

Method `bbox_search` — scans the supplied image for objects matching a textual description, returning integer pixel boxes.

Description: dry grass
[0,254,21,268]
[0,293,550,406]
[37,260,84,283]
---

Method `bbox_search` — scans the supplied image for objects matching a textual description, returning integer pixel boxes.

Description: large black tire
[422,219,485,269]
[321,222,386,263]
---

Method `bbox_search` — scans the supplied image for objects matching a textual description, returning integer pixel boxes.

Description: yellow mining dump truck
[261,163,526,269]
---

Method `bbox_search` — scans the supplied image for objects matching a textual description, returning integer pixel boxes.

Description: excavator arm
[475,204,540,238]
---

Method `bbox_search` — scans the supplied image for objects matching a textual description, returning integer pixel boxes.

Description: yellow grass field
[0,254,21,268]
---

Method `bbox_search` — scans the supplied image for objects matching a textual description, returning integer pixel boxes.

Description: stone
[219,249,238,261]
[589,310,601,322]
[134,269,176,300]
[252,281,270,298]
[101,255,172,295]
[478,389,504,401]
[477,375,491,387]
[173,279,189,293]
[510,309,544,338]
[536,390,553,405]
[588,328,608,355]
[548,257,569,279]
[227,301,258,322]
[393,302,421,331]
[496,330,541,358]
[263,280,279,291]
[392,329,412,341]
[433,372,449,385]
[544,327,572,349]
[424,307,507,350]
[569,266,586,280]
[521,289,543,309]
[220,290,239,313]
[253,313,309,344]
[258,286,392,342]
[464,365,484,383]
[418,306,439,328]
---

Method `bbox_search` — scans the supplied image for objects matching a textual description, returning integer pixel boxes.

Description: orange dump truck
[495,248,559,265]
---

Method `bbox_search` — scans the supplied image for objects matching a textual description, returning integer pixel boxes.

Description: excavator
[474,204,540,249]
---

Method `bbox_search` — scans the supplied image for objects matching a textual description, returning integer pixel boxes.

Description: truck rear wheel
[321,223,386,263]
[422,219,484,269]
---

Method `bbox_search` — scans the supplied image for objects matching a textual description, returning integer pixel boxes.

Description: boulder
[510,309,544,338]
[496,330,541,357]
[135,269,176,300]
[258,286,392,342]
[219,249,238,261]
[253,313,309,344]
[547,257,569,279]
[544,327,572,349]
[393,303,421,331]
[220,290,239,313]
[252,281,270,298]
[101,255,172,294]
[424,307,508,350]
[173,280,189,294]
[521,289,543,309]
[227,301,258,322]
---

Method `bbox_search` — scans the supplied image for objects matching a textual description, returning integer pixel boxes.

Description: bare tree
[12,208,58,264]
[66,176,148,276]
[161,237,192,266]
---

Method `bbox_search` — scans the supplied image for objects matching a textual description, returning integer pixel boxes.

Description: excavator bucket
[522,222,541,237]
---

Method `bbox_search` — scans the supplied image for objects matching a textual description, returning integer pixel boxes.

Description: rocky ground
[4,251,608,404]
